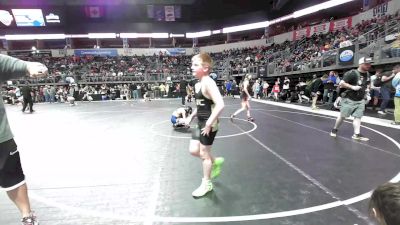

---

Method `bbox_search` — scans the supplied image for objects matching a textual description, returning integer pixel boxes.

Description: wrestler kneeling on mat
[171,106,192,129]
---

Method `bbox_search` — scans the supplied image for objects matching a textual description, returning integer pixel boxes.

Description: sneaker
[192,178,213,198]
[21,212,38,225]
[211,157,224,179]
[330,129,338,137]
[352,134,369,141]
[377,110,387,115]
[247,117,255,122]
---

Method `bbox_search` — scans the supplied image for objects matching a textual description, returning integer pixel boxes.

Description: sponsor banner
[154,5,165,21]
[338,45,355,65]
[310,22,330,36]
[292,27,310,41]
[164,5,175,21]
[51,49,67,57]
[118,48,189,56]
[166,48,185,56]
[329,17,352,32]
[74,49,118,57]
[258,65,268,78]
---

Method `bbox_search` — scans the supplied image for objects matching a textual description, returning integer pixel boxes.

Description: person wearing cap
[330,57,373,141]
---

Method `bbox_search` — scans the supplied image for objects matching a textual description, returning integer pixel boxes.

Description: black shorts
[0,139,25,190]
[192,121,218,145]
[240,92,249,101]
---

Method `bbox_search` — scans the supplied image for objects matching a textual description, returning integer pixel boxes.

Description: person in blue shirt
[322,71,337,105]
[225,80,232,97]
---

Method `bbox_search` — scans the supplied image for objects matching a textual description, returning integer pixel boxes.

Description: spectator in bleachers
[390,35,400,58]
[339,35,353,48]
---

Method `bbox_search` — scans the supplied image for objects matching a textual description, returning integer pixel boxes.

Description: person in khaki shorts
[330,57,373,141]
[0,54,48,225]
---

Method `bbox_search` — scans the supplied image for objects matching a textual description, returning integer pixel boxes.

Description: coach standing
[0,54,47,225]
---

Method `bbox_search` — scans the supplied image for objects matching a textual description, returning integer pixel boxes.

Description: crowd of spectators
[226,12,400,75]
[2,11,399,87]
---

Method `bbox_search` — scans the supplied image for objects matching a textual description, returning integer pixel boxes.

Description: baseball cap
[358,57,374,65]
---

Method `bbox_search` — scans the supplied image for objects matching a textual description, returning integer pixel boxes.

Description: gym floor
[1,98,399,225]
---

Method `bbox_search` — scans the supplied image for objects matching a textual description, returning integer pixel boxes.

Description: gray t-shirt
[0,54,28,144]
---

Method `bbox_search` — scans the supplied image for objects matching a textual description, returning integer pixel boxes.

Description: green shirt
[343,69,370,101]
[0,54,28,144]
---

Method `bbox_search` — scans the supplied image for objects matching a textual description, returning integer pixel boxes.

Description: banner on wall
[51,49,67,57]
[310,22,330,36]
[363,0,371,11]
[373,2,389,17]
[8,50,52,58]
[338,45,355,65]
[74,49,118,57]
[292,27,310,40]
[164,5,175,21]
[329,17,352,32]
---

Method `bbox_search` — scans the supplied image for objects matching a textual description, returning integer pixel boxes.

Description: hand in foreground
[27,62,48,78]
[351,85,361,91]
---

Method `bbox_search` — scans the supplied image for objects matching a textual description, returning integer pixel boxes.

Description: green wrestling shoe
[211,157,225,179]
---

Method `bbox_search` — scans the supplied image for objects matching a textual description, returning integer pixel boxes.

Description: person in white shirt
[262,81,269,99]
[282,76,291,101]
[339,36,353,48]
